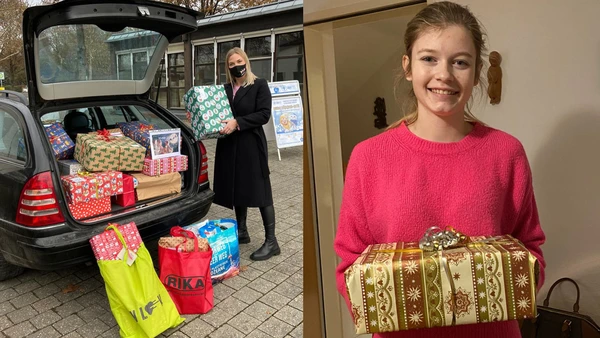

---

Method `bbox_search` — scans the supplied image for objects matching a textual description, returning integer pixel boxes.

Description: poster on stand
[272,96,304,149]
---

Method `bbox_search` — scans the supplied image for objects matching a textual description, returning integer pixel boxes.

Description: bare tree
[0,0,28,88]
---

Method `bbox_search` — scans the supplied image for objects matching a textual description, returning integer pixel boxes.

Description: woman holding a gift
[334,2,546,338]
[212,47,280,261]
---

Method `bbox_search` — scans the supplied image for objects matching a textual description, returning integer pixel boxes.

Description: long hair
[388,1,488,130]
[224,47,257,87]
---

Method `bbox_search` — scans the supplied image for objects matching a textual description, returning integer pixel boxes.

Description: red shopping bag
[158,226,214,314]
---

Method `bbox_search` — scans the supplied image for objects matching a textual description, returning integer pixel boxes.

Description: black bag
[520,278,600,338]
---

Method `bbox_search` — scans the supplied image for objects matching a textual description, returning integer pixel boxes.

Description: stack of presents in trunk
[44,121,188,220]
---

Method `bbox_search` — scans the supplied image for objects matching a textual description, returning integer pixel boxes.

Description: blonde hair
[225,47,257,87]
[388,1,487,130]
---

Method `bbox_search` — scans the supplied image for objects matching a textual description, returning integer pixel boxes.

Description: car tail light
[197,141,209,184]
[16,172,65,227]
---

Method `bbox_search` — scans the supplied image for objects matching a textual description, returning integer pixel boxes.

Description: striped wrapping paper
[344,234,538,334]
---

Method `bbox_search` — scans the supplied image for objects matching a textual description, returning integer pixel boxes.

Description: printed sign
[272,96,304,149]
[268,80,300,96]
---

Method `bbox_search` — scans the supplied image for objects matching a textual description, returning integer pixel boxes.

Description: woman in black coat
[213,47,279,261]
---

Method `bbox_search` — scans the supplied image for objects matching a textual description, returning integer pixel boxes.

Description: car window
[129,106,171,129]
[99,106,129,126]
[41,108,94,128]
[0,106,27,162]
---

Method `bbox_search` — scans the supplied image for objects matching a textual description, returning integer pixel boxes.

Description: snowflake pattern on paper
[515,273,529,288]
[517,297,531,311]
[407,286,422,302]
[512,251,527,262]
[409,311,423,325]
[444,251,468,266]
[404,260,419,275]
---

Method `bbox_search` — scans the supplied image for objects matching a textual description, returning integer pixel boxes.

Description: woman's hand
[220,119,238,135]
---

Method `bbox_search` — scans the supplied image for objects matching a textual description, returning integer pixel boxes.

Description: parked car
[0,0,213,280]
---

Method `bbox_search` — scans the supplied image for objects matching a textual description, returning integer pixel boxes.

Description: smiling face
[403,25,480,120]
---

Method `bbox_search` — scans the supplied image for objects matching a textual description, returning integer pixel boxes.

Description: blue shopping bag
[183,219,240,283]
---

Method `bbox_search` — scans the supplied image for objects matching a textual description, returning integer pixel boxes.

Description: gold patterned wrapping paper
[344,235,538,334]
[74,132,146,172]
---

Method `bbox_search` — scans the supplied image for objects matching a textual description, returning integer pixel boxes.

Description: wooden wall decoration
[487,51,503,105]
[373,97,388,129]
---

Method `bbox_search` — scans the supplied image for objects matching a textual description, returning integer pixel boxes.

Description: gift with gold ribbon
[344,227,539,334]
[61,170,124,204]
[74,131,146,172]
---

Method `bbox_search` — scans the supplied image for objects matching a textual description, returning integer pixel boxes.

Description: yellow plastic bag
[94,223,184,337]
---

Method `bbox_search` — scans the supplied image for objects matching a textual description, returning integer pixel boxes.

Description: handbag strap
[543,277,580,313]
[170,226,199,252]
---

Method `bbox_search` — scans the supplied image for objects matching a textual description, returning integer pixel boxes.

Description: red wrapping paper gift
[112,174,135,207]
[61,170,123,204]
[68,196,111,220]
[142,155,188,177]
[89,222,143,261]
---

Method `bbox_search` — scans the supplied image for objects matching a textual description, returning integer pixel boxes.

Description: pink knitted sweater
[334,122,546,338]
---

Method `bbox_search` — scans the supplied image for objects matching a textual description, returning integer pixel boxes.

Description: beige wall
[433,0,600,320]
[333,6,424,165]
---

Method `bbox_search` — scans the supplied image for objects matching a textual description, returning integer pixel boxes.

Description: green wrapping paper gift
[183,85,234,140]
[74,130,146,172]
[344,227,539,334]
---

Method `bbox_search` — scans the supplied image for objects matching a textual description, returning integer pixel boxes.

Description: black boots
[250,205,280,261]
[234,206,251,244]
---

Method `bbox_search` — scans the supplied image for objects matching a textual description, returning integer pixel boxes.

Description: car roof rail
[0,90,28,105]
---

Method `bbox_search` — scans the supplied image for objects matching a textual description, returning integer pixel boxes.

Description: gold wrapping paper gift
[74,132,145,172]
[344,233,538,334]
[130,172,181,201]
[158,236,210,252]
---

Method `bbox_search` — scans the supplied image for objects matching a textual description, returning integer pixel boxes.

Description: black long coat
[212,78,273,209]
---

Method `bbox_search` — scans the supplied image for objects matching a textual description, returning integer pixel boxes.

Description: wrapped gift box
[58,159,83,176]
[44,122,75,160]
[183,85,234,140]
[89,222,143,261]
[61,170,123,204]
[112,174,135,207]
[142,155,188,177]
[74,131,145,172]
[117,121,156,157]
[68,196,111,220]
[345,234,538,334]
[17,137,26,160]
[130,172,181,201]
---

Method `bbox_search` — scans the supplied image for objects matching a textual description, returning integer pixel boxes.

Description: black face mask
[229,64,247,78]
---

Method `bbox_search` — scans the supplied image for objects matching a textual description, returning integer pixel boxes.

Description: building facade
[150,0,304,111]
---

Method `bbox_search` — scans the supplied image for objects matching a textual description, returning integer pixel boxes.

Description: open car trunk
[39,102,200,224]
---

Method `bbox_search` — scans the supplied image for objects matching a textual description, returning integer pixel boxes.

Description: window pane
[118,54,132,80]
[218,40,241,62]
[246,36,271,58]
[276,32,304,57]
[99,106,128,126]
[194,64,215,85]
[276,57,303,82]
[169,53,185,67]
[168,88,185,108]
[0,108,27,161]
[169,66,185,88]
[250,59,271,81]
[132,51,148,80]
[195,44,214,64]
[130,106,171,129]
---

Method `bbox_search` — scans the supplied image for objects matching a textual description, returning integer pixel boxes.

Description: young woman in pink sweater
[334,2,546,338]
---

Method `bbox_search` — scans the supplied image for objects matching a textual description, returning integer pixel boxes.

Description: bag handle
[106,223,132,261]
[543,277,580,313]
[170,226,199,252]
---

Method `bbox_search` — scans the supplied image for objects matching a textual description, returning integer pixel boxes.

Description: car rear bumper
[0,189,214,270]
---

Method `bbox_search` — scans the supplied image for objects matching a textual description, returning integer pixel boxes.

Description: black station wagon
[0,0,214,280]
